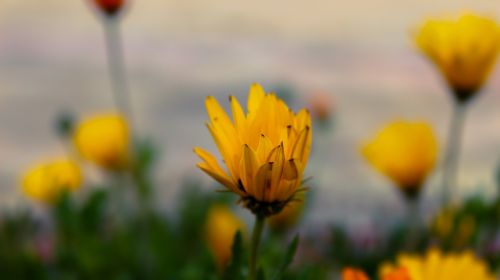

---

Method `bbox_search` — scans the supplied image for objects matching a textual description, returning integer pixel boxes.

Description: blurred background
[0,0,499,227]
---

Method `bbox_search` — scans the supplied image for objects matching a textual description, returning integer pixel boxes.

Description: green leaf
[80,189,108,233]
[272,235,299,280]
[257,268,266,280]
[223,231,245,280]
[133,137,158,174]
[53,191,78,236]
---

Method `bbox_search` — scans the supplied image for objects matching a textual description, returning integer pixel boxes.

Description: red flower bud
[93,0,125,16]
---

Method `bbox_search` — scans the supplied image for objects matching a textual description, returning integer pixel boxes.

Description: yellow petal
[194,147,231,181]
[239,144,259,196]
[254,162,273,201]
[255,134,273,164]
[269,143,285,201]
[197,162,240,195]
[247,83,266,119]
[291,126,311,164]
[230,95,248,141]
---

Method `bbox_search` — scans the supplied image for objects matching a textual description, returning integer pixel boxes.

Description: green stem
[442,103,467,206]
[103,18,133,124]
[405,195,420,250]
[249,215,265,280]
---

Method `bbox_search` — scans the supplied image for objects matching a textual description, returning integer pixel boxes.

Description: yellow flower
[341,267,370,280]
[22,159,82,204]
[205,205,246,269]
[362,121,438,199]
[379,249,496,280]
[415,13,500,103]
[195,84,312,216]
[73,113,130,171]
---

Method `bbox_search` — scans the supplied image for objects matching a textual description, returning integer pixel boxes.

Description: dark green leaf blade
[272,235,299,280]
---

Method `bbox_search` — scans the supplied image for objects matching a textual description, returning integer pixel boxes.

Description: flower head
[342,267,370,280]
[379,249,496,280]
[415,13,500,103]
[362,121,437,199]
[93,0,125,16]
[195,84,312,217]
[22,159,82,204]
[73,113,130,171]
[205,205,246,269]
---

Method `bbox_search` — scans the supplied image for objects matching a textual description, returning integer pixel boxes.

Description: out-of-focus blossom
[205,205,246,269]
[93,0,125,16]
[22,159,82,204]
[415,13,500,103]
[432,207,456,239]
[455,214,475,246]
[35,234,55,263]
[268,197,304,232]
[382,267,412,280]
[361,121,438,199]
[73,113,130,171]
[195,84,312,217]
[307,90,333,123]
[342,267,369,280]
[379,249,496,280]
[431,206,476,247]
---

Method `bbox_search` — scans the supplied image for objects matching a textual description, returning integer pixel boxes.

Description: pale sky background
[0,0,499,226]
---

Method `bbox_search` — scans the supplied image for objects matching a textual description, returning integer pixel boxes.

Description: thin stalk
[249,215,265,280]
[442,103,467,205]
[103,18,133,123]
[405,196,420,250]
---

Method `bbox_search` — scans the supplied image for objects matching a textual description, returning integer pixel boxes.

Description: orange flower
[342,267,370,280]
[382,267,412,280]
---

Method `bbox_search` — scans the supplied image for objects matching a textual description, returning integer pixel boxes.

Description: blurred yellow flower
[268,193,305,232]
[22,159,82,204]
[73,113,130,171]
[342,267,370,280]
[379,249,496,280]
[432,207,456,239]
[195,84,312,217]
[205,205,246,269]
[455,214,475,247]
[362,121,437,199]
[415,13,500,102]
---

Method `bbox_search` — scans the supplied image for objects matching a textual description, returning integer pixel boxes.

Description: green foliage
[1,142,499,279]
[272,235,299,280]
[223,231,246,280]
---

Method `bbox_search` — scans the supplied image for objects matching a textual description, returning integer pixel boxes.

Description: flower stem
[103,17,133,124]
[442,103,467,206]
[249,214,265,280]
[405,195,420,250]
